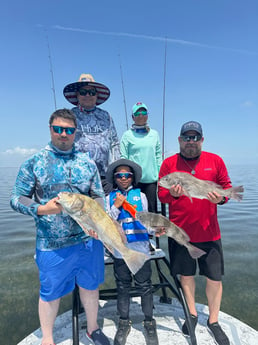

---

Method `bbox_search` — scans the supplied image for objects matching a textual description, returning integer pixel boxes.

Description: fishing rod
[118,53,129,130]
[160,37,168,233]
[45,30,57,110]
[162,37,167,161]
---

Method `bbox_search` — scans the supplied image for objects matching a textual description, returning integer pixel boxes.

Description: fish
[158,172,244,202]
[135,211,206,259]
[57,192,149,275]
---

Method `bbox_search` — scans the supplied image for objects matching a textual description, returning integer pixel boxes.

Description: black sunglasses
[51,126,76,135]
[78,89,97,96]
[181,135,202,142]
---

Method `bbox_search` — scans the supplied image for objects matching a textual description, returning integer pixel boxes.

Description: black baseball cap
[180,121,203,136]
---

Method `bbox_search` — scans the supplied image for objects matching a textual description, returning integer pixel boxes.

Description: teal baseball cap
[132,102,148,115]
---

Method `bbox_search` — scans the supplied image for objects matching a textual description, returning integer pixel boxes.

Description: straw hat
[63,73,110,106]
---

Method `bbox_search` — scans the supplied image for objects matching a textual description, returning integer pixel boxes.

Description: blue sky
[1,0,257,169]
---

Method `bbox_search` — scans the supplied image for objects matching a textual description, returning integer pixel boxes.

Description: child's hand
[155,227,167,237]
[114,192,126,208]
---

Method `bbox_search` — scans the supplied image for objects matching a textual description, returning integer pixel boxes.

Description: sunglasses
[114,172,133,179]
[181,135,202,142]
[133,110,148,117]
[78,89,97,96]
[51,126,76,135]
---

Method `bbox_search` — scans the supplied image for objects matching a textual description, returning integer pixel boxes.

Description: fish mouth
[57,191,71,202]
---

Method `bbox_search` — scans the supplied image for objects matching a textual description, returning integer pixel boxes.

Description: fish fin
[122,248,149,275]
[74,215,98,236]
[228,185,244,201]
[75,220,91,235]
[186,244,206,259]
[182,188,193,203]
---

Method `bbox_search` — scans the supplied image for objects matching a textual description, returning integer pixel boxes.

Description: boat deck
[18,295,258,345]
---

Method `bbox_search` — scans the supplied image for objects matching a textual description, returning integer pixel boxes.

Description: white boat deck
[18,296,258,345]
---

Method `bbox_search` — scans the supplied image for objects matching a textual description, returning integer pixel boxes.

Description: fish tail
[122,249,149,275]
[186,244,206,259]
[228,186,244,201]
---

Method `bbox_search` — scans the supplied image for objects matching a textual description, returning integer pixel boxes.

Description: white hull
[18,295,257,345]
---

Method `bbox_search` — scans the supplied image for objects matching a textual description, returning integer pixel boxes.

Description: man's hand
[169,184,184,198]
[207,191,224,204]
[37,197,63,215]
[88,229,99,239]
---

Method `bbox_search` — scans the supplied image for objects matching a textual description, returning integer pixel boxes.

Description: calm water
[0,165,258,345]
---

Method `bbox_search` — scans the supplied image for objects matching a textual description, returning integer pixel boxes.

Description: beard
[180,144,201,158]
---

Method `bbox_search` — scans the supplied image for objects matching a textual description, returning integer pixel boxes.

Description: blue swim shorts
[35,239,104,301]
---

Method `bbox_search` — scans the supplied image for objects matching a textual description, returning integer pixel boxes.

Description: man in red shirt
[158,121,230,345]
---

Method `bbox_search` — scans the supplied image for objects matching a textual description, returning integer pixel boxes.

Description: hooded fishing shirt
[120,127,162,183]
[73,106,121,177]
[10,143,105,250]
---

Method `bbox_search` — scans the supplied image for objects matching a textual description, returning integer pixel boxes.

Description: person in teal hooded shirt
[120,102,162,214]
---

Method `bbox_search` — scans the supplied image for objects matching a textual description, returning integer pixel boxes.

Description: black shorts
[168,238,224,281]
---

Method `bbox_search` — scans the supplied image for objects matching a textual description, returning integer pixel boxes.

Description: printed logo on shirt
[133,196,141,202]
[84,124,104,133]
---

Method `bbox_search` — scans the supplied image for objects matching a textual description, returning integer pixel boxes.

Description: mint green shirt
[120,128,162,183]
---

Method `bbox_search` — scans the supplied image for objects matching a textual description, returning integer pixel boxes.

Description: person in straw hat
[63,73,120,194]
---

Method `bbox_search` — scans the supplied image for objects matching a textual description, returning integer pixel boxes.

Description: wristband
[218,196,226,205]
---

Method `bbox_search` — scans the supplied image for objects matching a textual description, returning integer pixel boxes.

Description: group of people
[11,73,231,345]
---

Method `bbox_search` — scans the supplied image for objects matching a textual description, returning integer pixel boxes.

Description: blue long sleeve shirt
[73,106,121,176]
[10,143,105,250]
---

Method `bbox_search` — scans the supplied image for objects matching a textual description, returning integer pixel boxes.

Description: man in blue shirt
[10,109,110,345]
